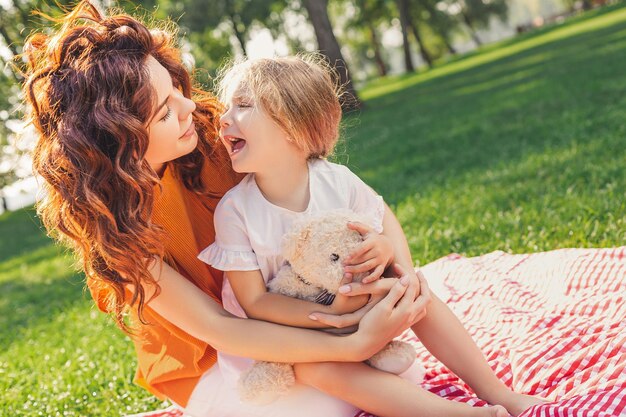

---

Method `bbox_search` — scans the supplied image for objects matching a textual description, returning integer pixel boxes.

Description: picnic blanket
[128,246,626,417]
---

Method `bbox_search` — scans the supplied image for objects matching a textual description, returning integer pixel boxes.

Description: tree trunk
[443,38,457,55]
[420,0,457,55]
[0,23,19,58]
[227,13,248,56]
[396,0,415,73]
[408,18,433,68]
[303,0,361,111]
[367,21,387,77]
[461,11,482,46]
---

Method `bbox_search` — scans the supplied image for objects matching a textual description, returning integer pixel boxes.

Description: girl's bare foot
[488,405,509,417]
[494,391,547,416]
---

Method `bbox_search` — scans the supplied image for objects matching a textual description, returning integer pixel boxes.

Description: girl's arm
[226,269,368,328]
[381,204,419,282]
[143,259,419,362]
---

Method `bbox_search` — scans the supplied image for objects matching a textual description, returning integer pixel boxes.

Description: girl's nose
[220,107,232,127]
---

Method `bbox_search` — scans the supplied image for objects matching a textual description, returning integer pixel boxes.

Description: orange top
[87,153,239,407]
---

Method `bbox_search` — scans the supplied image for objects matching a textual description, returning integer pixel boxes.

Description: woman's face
[144,56,198,173]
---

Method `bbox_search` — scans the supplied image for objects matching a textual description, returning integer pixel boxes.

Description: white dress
[192,159,385,417]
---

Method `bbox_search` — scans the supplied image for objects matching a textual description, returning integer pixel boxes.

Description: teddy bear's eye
[330,253,340,262]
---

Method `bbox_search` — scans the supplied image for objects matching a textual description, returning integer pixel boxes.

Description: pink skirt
[182,362,357,417]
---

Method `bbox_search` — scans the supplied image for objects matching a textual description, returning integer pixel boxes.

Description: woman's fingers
[409,274,431,324]
[394,269,419,311]
[310,298,374,328]
[370,279,407,314]
[339,277,399,296]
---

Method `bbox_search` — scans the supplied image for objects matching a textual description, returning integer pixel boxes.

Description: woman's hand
[341,266,423,299]
[354,265,431,358]
[310,264,431,330]
[344,221,394,284]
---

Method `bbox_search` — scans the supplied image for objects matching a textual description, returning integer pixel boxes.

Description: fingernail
[400,276,409,286]
[308,314,318,321]
[339,285,351,294]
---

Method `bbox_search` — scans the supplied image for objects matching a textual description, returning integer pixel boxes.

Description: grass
[2,4,626,415]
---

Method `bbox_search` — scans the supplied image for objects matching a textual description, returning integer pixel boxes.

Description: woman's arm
[224,269,367,329]
[143,259,417,362]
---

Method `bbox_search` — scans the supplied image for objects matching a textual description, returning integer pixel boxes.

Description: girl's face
[219,84,305,174]
[144,56,198,174]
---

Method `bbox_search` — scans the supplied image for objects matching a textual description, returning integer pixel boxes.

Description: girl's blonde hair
[217,54,343,159]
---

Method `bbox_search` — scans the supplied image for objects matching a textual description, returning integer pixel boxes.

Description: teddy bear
[237,209,417,404]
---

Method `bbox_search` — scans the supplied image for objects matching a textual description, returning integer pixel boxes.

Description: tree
[0,1,75,188]
[405,1,433,68]
[396,0,415,72]
[176,0,276,57]
[448,0,508,47]
[302,0,361,110]
[347,0,393,77]
[412,0,459,55]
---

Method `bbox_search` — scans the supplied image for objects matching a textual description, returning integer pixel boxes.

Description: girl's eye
[237,103,252,108]
[161,106,172,122]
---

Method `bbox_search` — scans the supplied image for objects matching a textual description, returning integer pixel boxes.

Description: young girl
[199,55,543,417]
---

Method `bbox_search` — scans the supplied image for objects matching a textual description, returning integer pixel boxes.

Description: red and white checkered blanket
[129,247,626,417]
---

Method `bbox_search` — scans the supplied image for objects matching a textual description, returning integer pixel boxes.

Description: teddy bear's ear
[282,224,311,261]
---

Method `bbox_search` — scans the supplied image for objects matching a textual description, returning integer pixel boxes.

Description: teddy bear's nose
[330,253,340,262]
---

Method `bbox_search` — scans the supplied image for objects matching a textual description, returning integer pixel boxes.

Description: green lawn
[2,4,626,415]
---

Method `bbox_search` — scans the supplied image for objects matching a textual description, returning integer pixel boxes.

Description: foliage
[340,0,395,79]
[1,5,625,415]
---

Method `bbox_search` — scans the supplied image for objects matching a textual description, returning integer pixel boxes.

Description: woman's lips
[180,122,195,139]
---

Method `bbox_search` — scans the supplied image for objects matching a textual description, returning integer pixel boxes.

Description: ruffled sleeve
[197,189,260,271]
[338,164,385,233]
[197,243,259,271]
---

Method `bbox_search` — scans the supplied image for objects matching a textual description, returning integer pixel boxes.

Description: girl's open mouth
[227,137,246,154]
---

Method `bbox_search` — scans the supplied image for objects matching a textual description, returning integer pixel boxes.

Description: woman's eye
[161,106,172,122]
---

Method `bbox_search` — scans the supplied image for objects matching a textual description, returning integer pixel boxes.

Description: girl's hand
[328,291,369,315]
[344,221,394,284]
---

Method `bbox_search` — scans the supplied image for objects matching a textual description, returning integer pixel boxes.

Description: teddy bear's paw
[237,361,296,405]
[366,340,416,375]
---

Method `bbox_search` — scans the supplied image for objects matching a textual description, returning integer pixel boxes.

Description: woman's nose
[179,95,196,119]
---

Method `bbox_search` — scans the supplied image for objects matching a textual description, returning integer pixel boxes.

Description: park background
[0,0,625,415]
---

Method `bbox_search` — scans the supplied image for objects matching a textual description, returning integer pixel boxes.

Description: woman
[23,2,428,415]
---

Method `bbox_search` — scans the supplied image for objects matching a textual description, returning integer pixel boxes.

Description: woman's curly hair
[22,0,223,332]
